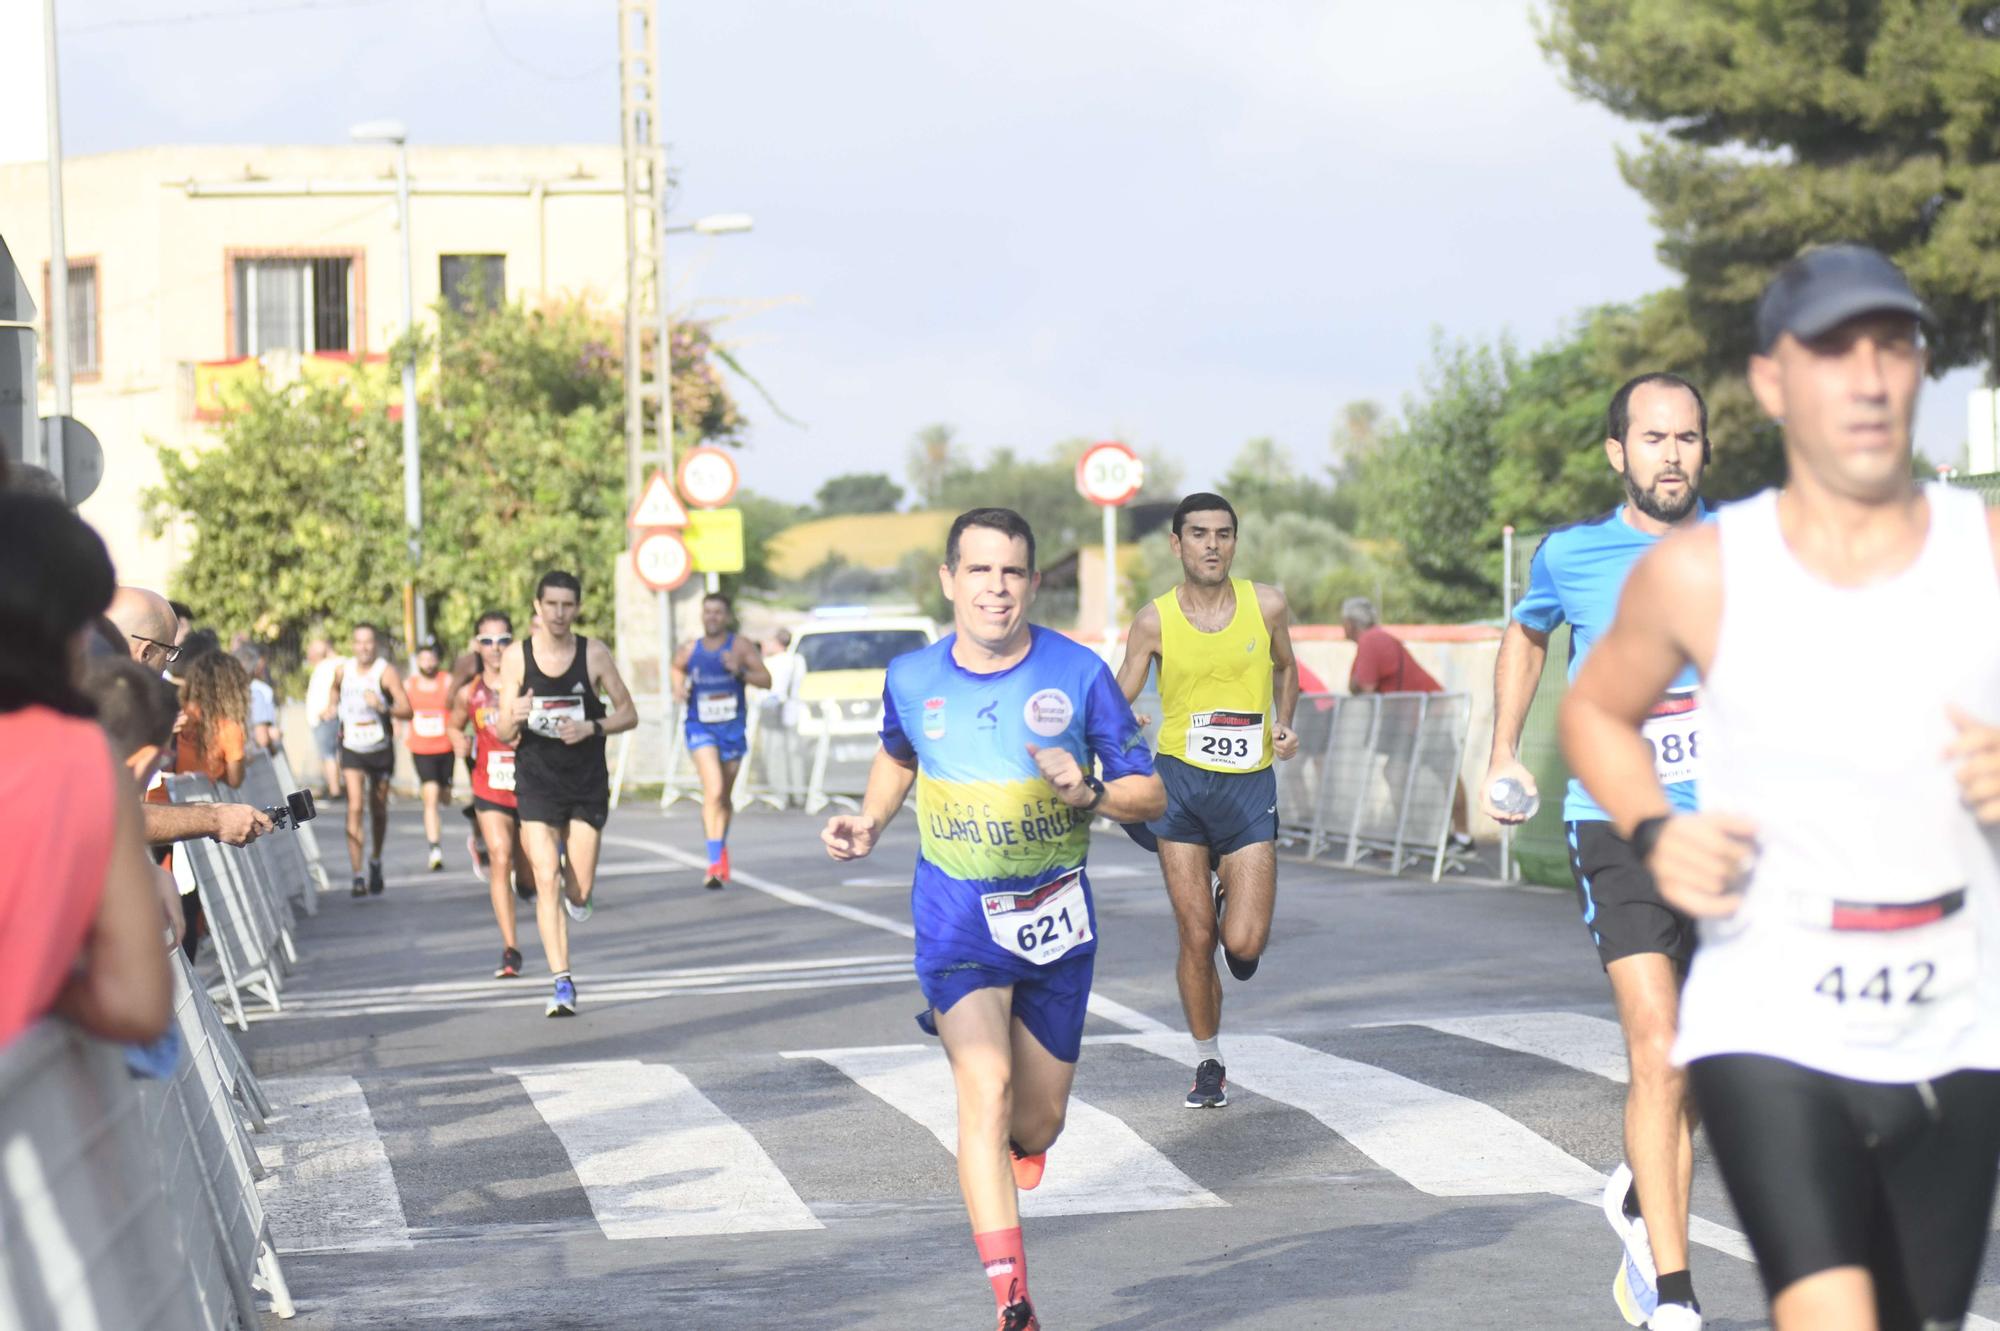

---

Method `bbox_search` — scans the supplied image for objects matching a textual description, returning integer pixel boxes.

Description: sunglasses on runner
[129,634,182,664]
[477,635,513,647]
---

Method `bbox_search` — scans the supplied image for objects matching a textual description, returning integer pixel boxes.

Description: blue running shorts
[685,720,747,764]
[918,949,1095,1064]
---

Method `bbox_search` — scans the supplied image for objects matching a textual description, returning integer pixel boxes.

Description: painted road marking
[1367,1011,1632,1084]
[256,1076,412,1253]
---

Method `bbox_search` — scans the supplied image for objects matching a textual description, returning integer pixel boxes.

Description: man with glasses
[108,585,269,849]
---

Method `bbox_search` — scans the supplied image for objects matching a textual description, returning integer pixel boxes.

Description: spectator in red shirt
[0,495,172,1048]
[1340,596,1471,847]
[1343,596,1444,695]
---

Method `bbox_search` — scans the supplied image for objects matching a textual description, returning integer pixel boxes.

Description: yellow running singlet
[1154,577,1274,774]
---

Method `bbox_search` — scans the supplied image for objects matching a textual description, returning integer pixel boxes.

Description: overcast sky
[52,0,1975,500]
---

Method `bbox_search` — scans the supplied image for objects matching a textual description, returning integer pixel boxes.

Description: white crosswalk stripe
[248,953,914,1020]
[1374,1011,1632,1083]
[255,1075,412,1254]
[257,1016,1773,1257]
[1113,1031,1755,1263]
[496,1060,821,1239]
[788,1043,1225,1217]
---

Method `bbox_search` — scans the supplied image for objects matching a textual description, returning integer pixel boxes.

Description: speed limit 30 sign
[1076,441,1144,507]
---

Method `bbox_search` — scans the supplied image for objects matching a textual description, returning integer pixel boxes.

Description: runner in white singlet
[1562,244,2000,1331]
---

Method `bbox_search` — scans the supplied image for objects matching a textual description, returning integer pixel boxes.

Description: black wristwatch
[591,719,604,738]
[1081,774,1107,812]
[1631,815,1670,864]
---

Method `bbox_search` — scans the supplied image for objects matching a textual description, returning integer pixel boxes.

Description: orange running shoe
[1009,1139,1046,1191]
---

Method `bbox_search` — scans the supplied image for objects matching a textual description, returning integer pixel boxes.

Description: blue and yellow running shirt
[1512,504,1709,822]
[880,626,1154,973]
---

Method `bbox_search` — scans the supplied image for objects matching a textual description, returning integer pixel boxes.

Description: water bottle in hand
[1488,776,1539,821]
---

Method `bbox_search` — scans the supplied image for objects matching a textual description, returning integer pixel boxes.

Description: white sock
[1194,1037,1222,1066]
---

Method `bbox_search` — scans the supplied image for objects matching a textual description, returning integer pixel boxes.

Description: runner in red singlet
[452,611,537,978]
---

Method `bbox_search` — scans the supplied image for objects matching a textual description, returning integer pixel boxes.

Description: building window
[42,259,100,377]
[440,254,505,316]
[234,256,353,357]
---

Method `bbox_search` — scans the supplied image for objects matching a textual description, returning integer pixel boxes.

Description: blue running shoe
[546,975,577,1018]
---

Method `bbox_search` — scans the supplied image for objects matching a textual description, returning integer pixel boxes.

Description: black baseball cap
[1755,244,1931,353]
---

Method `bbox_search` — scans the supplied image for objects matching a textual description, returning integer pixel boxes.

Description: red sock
[973,1227,1028,1310]
[718,846,730,879]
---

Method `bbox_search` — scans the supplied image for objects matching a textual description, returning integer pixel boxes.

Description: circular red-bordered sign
[1076,440,1144,507]
[677,446,740,509]
[632,529,692,592]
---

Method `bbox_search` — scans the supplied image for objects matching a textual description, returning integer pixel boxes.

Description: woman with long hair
[175,648,252,788]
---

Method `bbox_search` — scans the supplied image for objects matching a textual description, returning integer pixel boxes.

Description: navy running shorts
[1145,754,1278,857]
[919,949,1095,1064]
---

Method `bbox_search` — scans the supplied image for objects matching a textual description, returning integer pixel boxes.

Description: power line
[476,0,614,83]
[61,0,400,35]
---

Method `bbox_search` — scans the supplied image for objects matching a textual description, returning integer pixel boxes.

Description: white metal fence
[0,761,312,1330]
[1276,691,1474,882]
[610,685,1472,881]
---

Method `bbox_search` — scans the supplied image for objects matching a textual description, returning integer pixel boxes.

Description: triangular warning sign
[628,470,689,529]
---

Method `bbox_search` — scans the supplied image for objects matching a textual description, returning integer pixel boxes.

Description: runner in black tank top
[496,571,640,1018]
[516,633,609,813]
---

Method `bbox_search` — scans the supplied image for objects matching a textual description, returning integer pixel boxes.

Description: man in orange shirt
[405,637,457,872]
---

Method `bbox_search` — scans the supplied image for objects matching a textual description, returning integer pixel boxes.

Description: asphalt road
[236,800,2000,1331]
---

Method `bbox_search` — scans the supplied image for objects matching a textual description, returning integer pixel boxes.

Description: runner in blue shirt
[1482,373,1714,1331]
[671,592,770,890]
[823,508,1163,1331]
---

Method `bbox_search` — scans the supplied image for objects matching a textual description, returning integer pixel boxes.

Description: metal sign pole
[41,0,69,476]
[1102,502,1118,652]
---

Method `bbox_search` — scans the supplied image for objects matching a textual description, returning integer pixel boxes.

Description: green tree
[814,472,904,516]
[907,423,962,508]
[149,298,742,652]
[733,489,809,591]
[1354,335,1517,621]
[1540,0,2000,372]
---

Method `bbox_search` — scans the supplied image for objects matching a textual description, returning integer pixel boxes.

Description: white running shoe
[1648,1303,1702,1331]
[563,894,592,923]
[1603,1162,1658,1325]
[427,843,444,872]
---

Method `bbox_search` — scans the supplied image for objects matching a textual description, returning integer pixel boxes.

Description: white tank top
[337,657,392,753]
[1675,484,2000,1082]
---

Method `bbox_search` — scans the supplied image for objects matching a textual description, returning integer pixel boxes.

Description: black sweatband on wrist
[1630,814,1670,863]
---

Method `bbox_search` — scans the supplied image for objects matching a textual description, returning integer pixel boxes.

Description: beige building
[0,144,628,583]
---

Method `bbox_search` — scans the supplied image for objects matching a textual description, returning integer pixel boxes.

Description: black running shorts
[515,786,609,830]
[1690,1054,2000,1325]
[339,745,394,778]
[1565,819,1693,969]
[412,752,455,787]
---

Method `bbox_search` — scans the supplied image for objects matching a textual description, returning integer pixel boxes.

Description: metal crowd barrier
[608,695,876,807]
[1,1025,209,1329]
[1274,691,1475,883]
[169,755,327,1028]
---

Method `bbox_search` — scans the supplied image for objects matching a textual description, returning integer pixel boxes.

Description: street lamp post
[350,118,426,646]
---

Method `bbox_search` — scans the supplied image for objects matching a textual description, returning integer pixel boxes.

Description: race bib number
[413,712,447,739]
[345,715,386,750]
[528,695,585,739]
[485,749,516,793]
[1796,915,1977,1051]
[982,869,1092,966]
[1186,709,1263,770]
[697,692,740,725]
[1641,691,1702,786]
